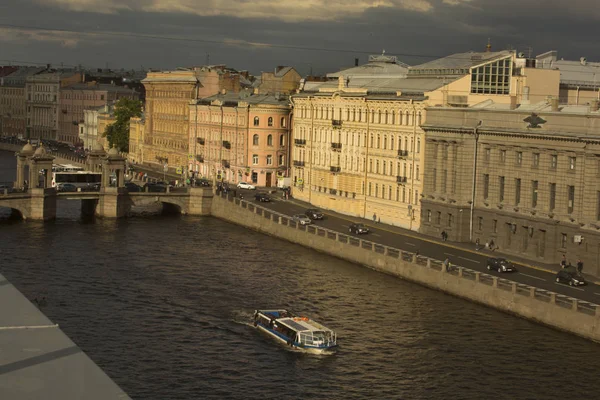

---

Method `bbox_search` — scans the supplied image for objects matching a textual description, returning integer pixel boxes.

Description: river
[1,150,600,399]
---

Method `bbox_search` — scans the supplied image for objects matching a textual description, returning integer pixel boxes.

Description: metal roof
[301,76,452,94]
[196,90,290,106]
[327,60,409,78]
[410,50,512,71]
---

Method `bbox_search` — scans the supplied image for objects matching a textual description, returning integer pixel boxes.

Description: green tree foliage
[103,98,142,152]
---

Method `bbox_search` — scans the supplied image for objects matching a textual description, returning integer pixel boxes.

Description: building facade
[420,104,600,275]
[128,115,145,164]
[189,91,291,186]
[257,66,301,95]
[25,71,82,141]
[0,67,45,138]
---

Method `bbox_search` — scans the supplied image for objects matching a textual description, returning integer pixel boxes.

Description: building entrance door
[265,172,272,187]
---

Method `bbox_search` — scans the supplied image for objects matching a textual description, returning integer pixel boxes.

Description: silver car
[292,214,312,225]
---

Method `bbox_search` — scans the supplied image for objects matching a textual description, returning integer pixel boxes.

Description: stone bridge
[0,142,213,220]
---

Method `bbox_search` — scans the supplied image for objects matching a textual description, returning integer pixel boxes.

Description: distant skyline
[1,0,598,76]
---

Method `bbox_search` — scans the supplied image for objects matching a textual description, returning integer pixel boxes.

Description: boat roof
[257,309,334,334]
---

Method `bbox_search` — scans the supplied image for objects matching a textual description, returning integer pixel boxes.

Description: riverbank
[211,193,600,344]
[0,272,130,399]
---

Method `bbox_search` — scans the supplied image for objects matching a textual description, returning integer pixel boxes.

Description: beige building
[26,71,82,141]
[0,67,44,138]
[257,66,301,95]
[291,49,560,230]
[189,91,291,186]
[420,101,600,276]
[128,115,145,164]
[97,106,116,150]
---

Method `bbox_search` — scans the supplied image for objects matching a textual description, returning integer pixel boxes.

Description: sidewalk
[280,195,585,279]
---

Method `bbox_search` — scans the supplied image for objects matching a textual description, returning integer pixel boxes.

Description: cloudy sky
[0,0,598,76]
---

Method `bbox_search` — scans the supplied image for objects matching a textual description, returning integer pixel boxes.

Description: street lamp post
[469,120,483,242]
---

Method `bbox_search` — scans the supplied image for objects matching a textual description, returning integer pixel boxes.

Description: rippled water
[2,151,600,399]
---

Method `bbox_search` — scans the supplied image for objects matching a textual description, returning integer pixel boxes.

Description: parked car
[349,223,369,234]
[0,184,13,194]
[556,266,586,286]
[143,183,167,193]
[254,193,271,202]
[292,214,312,225]
[197,179,211,187]
[486,257,516,273]
[125,182,142,192]
[237,182,256,190]
[57,183,78,192]
[305,208,324,220]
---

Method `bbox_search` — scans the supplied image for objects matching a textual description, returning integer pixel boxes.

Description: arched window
[268,117,273,126]
[391,136,394,150]
[377,135,380,148]
[254,117,259,126]
[253,134,259,146]
[279,134,285,146]
[281,117,286,127]
[267,134,273,146]
[383,136,387,150]
[266,155,273,165]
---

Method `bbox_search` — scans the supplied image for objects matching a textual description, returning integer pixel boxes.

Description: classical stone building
[128,115,145,164]
[189,91,291,186]
[0,67,45,138]
[420,103,600,274]
[59,83,139,144]
[26,71,82,141]
[97,105,116,150]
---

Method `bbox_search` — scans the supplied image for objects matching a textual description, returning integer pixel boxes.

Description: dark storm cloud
[0,0,598,75]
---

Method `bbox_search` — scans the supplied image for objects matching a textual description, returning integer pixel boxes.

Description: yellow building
[128,115,145,164]
[97,106,116,150]
[291,49,560,230]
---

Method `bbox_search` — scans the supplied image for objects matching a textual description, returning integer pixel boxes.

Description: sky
[0,0,598,76]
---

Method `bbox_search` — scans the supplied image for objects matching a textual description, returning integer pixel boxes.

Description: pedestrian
[441,231,446,242]
[485,241,489,250]
[373,213,377,223]
[577,259,583,273]
[561,254,567,268]
[475,238,480,251]
[489,239,495,251]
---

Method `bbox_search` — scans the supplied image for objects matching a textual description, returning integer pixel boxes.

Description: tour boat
[253,309,337,354]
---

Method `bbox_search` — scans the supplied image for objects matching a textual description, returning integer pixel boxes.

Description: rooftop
[536,51,600,87]
[196,90,290,106]
[62,83,138,94]
[327,53,409,78]
[409,50,512,71]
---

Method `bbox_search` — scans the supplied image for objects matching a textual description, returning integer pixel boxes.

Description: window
[597,191,600,221]
[484,148,491,162]
[416,139,421,153]
[279,134,285,146]
[470,57,512,95]
[442,145,448,159]
[432,168,437,191]
[100,95,105,101]
[436,211,441,225]
[442,169,447,192]
[533,153,540,167]
[516,152,522,165]
[500,150,506,163]
[515,178,521,205]
[569,157,576,170]
[478,217,483,231]
[551,154,557,169]
[252,154,258,165]
[416,165,420,180]
[427,210,432,222]
[253,117,259,126]
[253,134,259,146]
[447,213,454,227]
[483,174,489,199]
[499,176,505,202]
[267,135,273,146]
[549,183,556,211]
[268,117,273,126]
[266,155,273,165]
[493,219,498,233]
[532,180,538,208]
[561,233,567,249]
[281,117,286,127]
[567,185,575,214]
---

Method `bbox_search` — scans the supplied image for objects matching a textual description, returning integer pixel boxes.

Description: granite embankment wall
[211,193,600,343]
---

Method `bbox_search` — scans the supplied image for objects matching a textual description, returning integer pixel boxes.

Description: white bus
[52,171,102,189]
[52,164,84,173]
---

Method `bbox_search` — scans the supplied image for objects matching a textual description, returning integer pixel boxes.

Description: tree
[103,97,142,152]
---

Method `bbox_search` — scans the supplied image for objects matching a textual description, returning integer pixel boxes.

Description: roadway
[236,187,600,305]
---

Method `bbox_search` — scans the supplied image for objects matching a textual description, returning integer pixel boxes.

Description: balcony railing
[293,160,305,167]
[196,155,204,163]
[396,176,408,184]
[398,149,409,158]
[330,166,341,173]
[222,160,230,168]
[197,138,205,145]
[222,140,231,149]
[294,138,306,146]
[332,119,342,128]
[331,142,342,150]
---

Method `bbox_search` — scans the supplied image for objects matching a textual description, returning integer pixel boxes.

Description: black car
[305,208,324,220]
[486,257,516,273]
[125,182,142,192]
[143,183,167,193]
[556,266,586,286]
[349,223,369,234]
[254,193,271,202]
[197,179,211,187]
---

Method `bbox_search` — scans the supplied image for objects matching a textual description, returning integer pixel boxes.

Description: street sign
[176,167,183,174]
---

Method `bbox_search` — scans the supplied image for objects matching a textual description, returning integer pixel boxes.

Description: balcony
[222,160,230,168]
[294,138,306,146]
[397,149,409,158]
[396,175,408,184]
[222,140,231,149]
[332,119,342,128]
[330,166,341,173]
[197,138,205,145]
[331,142,342,151]
[293,160,305,167]
[196,155,204,163]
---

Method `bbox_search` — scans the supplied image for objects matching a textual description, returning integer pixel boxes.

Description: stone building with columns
[420,101,600,275]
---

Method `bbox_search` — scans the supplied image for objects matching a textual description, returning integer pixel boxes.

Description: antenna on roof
[206,53,210,66]
[382,49,386,55]
[485,38,491,52]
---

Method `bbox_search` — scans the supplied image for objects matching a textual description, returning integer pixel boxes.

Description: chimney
[591,99,599,112]
[354,58,359,67]
[580,57,587,66]
[551,97,559,112]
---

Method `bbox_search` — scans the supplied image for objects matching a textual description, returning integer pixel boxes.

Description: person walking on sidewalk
[373,213,377,223]
[577,259,584,273]
[475,238,480,251]
[561,254,567,268]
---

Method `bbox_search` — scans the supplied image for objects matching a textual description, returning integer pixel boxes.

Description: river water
[1,150,600,399]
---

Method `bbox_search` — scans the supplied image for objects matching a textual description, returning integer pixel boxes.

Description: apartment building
[0,67,45,138]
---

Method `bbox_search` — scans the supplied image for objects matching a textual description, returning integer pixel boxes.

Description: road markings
[554,283,584,291]
[371,233,381,237]
[405,242,416,247]
[594,293,600,296]
[444,253,456,257]
[458,256,480,264]
[519,273,546,282]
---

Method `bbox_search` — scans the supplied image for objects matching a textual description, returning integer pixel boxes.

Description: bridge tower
[86,142,106,173]
[95,146,130,218]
